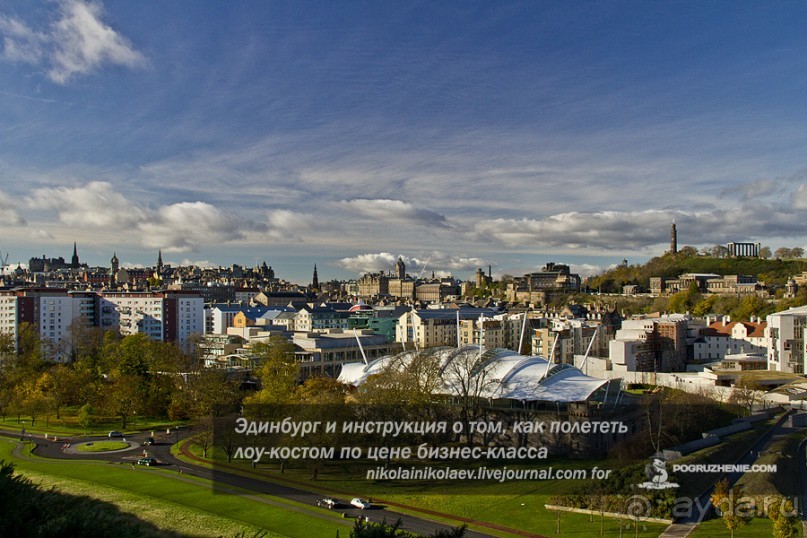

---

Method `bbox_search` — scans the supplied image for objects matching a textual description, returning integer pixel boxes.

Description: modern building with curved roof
[337,346,619,404]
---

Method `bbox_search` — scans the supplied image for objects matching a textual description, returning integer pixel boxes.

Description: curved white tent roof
[337,347,615,403]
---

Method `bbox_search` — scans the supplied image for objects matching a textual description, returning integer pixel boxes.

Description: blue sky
[1,1,806,284]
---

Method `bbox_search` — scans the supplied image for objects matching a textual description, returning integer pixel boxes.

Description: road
[6,429,521,538]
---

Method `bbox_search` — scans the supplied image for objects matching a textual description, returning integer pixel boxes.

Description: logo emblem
[637,457,679,490]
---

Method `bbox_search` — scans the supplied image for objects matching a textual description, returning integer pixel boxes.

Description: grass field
[690,516,776,537]
[0,412,188,437]
[0,438,350,538]
[76,440,130,452]
[183,442,668,537]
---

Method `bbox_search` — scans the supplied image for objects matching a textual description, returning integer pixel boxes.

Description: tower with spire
[71,242,80,269]
[157,250,163,277]
[312,264,319,291]
[109,252,119,288]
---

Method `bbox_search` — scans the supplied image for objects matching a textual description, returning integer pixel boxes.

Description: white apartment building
[607,315,689,373]
[0,288,77,361]
[37,293,76,352]
[532,319,602,365]
[396,308,498,349]
[691,318,768,362]
[0,288,204,357]
[0,293,17,345]
[766,305,807,374]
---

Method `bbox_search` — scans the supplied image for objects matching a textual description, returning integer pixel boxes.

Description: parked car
[108,431,123,438]
[317,497,339,509]
[137,457,156,466]
[145,437,156,445]
[350,498,371,509]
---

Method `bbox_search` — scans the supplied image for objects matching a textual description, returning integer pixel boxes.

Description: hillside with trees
[585,248,807,294]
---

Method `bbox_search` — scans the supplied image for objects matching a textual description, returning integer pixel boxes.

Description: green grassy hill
[585,252,807,294]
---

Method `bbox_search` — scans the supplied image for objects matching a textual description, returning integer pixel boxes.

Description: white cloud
[263,209,318,242]
[49,0,146,83]
[0,16,47,63]
[408,252,489,273]
[138,202,248,253]
[177,258,218,269]
[27,181,144,228]
[33,229,54,240]
[570,263,614,279]
[339,199,450,228]
[0,190,26,225]
[0,1,146,84]
[474,210,677,250]
[25,181,260,253]
[473,202,807,252]
[792,184,807,210]
[336,251,489,277]
[336,252,399,274]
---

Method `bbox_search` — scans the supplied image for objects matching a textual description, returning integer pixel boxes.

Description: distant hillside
[585,252,807,293]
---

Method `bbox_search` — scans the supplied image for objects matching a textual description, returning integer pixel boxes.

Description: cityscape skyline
[1,1,806,284]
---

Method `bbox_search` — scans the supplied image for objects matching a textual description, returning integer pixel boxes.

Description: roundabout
[61,438,142,455]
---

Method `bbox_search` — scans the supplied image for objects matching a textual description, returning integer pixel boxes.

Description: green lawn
[690,516,776,537]
[76,440,130,452]
[183,442,668,537]
[0,412,188,437]
[0,438,350,538]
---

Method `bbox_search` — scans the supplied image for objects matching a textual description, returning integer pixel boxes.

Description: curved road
[5,429,537,538]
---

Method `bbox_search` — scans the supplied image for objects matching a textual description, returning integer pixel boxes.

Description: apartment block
[766,305,807,374]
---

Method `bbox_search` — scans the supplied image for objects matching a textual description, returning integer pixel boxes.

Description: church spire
[312,264,319,291]
[71,241,79,268]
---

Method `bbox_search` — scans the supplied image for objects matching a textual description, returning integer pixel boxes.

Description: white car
[317,497,339,509]
[350,498,371,509]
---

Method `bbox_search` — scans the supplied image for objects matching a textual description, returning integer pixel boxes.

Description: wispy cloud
[473,195,807,251]
[0,190,26,225]
[0,0,146,84]
[0,15,47,63]
[792,184,807,210]
[25,181,257,253]
[339,199,450,228]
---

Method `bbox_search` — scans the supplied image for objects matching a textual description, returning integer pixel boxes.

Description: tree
[105,374,144,429]
[677,246,699,257]
[791,247,804,259]
[710,245,729,258]
[441,346,497,446]
[17,376,55,427]
[77,403,95,431]
[729,295,774,321]
[759,246,772,259]
[667,282,701,314]
[693,295,718,317]
[711,479,752,538]
[194,416,215,458]
[775,248,792,260]
[186,369,243,418]
[769,496,799,538]
[728,376,763,416]
[243,336,299,405]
